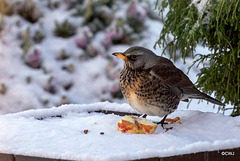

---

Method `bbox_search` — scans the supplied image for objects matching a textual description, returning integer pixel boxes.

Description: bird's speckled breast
[120,67,178,117]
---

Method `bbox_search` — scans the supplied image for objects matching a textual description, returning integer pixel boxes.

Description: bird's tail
[190,92,225,106]
[183,87,225,106]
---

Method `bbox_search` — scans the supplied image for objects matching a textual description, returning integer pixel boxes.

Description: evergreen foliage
[54,20,76,38]
[0,0,41,23]
[155,0,240,116]
[16,0,42,23]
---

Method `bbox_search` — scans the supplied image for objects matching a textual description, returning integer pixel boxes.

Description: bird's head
[112,46,158,70]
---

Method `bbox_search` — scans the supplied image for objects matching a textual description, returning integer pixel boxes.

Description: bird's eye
[129,55,137,61]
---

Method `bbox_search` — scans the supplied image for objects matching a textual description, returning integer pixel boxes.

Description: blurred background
[0,0,230,114]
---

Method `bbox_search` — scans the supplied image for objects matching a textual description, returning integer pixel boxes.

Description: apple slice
[117,115,157,134]
[165,117,181,124]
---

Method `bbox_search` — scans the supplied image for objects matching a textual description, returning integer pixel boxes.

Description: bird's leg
[157,115,168,129]
[140,114,147,118]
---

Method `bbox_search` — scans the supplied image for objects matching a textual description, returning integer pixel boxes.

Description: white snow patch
[191,0,209,15]
[0,102,239,161]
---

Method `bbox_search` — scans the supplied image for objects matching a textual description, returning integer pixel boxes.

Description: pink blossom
[76,37,88,49]
[102,31,124,48]
[26,49,42,68]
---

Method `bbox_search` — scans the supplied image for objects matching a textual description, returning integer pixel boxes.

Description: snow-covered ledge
[0,102,240,161]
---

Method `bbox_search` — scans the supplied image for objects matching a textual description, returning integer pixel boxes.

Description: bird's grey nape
[124,46,159,70]
[124,46,156,56]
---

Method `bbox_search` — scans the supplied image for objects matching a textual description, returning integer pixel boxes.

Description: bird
[112,46,225,128]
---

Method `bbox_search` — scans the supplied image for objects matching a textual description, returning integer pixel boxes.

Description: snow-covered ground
[0,102,239,161]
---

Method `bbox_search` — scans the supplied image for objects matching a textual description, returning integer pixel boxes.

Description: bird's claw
[156,116,181,130]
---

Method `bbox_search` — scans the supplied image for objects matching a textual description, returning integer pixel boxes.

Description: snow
[191,0,209,15]
[0,102,239,161]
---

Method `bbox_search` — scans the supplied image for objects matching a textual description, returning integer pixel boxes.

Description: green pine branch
[155,0,240,116]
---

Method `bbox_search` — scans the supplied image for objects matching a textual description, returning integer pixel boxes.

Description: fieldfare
[113,46,225,128]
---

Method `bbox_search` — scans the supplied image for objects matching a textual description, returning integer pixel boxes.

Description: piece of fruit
[165,117,181,124]
[84,129,88,134]
[117,115,157,134]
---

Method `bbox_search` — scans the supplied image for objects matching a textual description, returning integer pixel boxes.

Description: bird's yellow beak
[112,52,127,60]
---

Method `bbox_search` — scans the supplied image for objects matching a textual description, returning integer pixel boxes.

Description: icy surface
[0,102,239,161]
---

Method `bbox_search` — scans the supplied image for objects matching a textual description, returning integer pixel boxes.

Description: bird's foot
[155,121,168,129]
[156,116,181,129]
[156,115,168,129]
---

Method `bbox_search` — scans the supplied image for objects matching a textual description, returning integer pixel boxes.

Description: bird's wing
[149,59,194,91]
[149,58,225,106]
